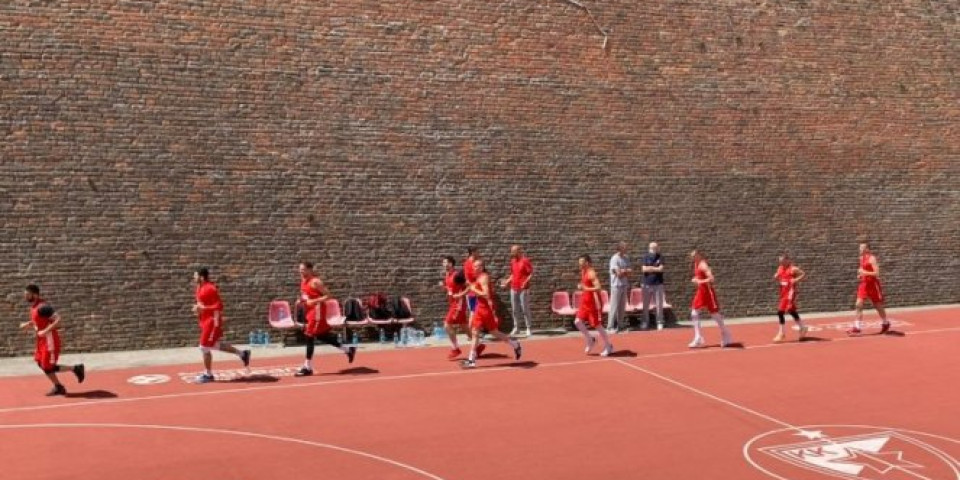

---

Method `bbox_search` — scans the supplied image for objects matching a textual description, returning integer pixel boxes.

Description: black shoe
[240,350,251,367]
[513,342,523,361]
[73,364,86,384]
[460,359,476,369]
[294,367,313,377]
[346,346,357,364]
[46,384,67,396]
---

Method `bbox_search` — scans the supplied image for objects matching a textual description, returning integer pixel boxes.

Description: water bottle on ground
[393,331,400,348]
[249,330,257,347]
[379,328,387,344]
[433,322,444,341]
[262,330,271,347]
[351,331,359,346]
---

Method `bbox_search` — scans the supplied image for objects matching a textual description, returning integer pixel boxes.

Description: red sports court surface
[1,307,957,480]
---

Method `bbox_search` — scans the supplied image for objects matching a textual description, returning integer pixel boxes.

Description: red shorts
[577,301,602,328]
[304,305,331,337]
[444,301,467,326]
[199,320,223,348]
[692,286,720,313]
[778,285,798,311]
[471,307,499,331]
[857,281,884,304]
[34,334,61,372]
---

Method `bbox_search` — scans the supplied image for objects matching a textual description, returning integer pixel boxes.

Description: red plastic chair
[268,300,299,329]
[600,290,611,314]
[343,298,371,328]
[571,290,583,310]
[551,291,577,316]
[324,299,346,329]
[626,288,644,313]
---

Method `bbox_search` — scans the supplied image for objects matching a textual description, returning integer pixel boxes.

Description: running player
[461,259,522,369]
[688,250,734,348]
[573,255,614,356]
[19,284,85,396]
[773,253,808,342]
[192,268,250,384]
[440,256,478,359]
[295,262,356,376]
[463,246,480,318]
[849,243,890,335]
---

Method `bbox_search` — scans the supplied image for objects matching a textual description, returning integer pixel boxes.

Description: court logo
[127,374,171,385]
[745,425,959,480]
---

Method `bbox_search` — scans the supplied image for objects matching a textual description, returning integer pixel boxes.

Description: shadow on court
[469,361,538,370]
[323,366,379,376]
[799,336,830,342]
[226,374,280,383]
[883,330,906,337]
[606,350,638,358]
[65,390,119,399]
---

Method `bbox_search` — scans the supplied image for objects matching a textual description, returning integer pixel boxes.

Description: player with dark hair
[294,262,356,376]
[773,253,808,342]
[192,268,251,384]
[439,256,479,359]
[19,284,85,396]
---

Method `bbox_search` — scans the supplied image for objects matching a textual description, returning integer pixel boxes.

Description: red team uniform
[31,299,61,371]
[301,275,330,337]
[577,270,602,328]
[691,262,720,313]
[776,264,798,311]
[857,253,884,304]
[471,272,499,331]
[444,270,468,326]
[196,281,224,348]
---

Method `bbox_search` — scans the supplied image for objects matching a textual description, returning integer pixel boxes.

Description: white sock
[468,348,477,362]
[574,319,592,345]
[712,313,730,339]
[854,317,863,329]
[596,326,612,349]
[205,369,213,376]
[451,338,459,349]
[691,311,702,338]
[303,359,312,369]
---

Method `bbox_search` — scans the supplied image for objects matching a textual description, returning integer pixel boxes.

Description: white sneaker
[584,336,596,354]
[721,331,733,348]
[509,328,519,336]
[657,323,664,331]
[600,345,614,357]
[688,337,705,348]
[524,329,532,337]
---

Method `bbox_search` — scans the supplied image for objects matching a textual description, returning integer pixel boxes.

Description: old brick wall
[1,0,957,355]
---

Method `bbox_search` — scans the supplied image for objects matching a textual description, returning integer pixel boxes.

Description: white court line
[0,423,448,480]
[0,325,958,417]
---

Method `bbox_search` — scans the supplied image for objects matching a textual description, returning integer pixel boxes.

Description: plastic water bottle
[337,331,345,345]
[393,331,400,348]
[379,328,387,344]
[417,330,425,346]
[433,322,444,341]
[351,331,359,346]
[248,330,258,347]
[401,327,410,347]
[262,330,271,347]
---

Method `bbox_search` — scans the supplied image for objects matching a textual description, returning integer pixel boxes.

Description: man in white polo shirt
[607,241,632,333]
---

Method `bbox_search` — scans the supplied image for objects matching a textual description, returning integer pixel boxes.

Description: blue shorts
[467,295,478,313]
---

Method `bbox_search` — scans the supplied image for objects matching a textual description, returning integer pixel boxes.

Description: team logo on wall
[745,426,959,480]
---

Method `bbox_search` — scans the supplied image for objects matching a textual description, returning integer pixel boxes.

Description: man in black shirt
[641,242,666,330]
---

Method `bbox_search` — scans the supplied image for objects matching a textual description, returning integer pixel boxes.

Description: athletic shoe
[524,329,532,337]
[600,345,614,357]
[688,337,705,348]
[194,374,215,384]
[847,327,862,336]
[73,364,86,384]
[447,348,462,360]
[460,359,477,369]
[721,333,733,348]
[509,327,519,336]
[584,336,596,354]
[475,343,486,358]
[657,322,664,331]
[240,350,251,367]
[773,332,785,343]
[798,325,809,340]
[513,342,523,361]
[346,346,357,364]
[294,367,314,377]
[879,322,891,334]
[46,384,67,396]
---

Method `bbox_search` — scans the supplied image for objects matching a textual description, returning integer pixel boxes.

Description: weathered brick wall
[1,1,957,356]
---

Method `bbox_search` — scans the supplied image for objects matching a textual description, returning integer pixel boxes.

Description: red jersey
[195,281,223,324]
[580,268,599,308]
[30,298,60,348]
[474,272,494,313]
[776,265,796,295]
[301,275,324,312]
[692,261,720,313]
[510,257,533,290]
[859,253,880,285]
[445,270,466,306]
[464,256,477,283]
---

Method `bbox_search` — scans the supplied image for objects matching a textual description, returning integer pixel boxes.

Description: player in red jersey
[460,259,522,369]
[688,250,734,348]
[463,246,480,318]
[295,262,356,376]
[18,284,85,396]
[573,255,613,356]
[193,268,250,384]
[772,253,808,342]
[439,256,477,359]
[849,243,890,335]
